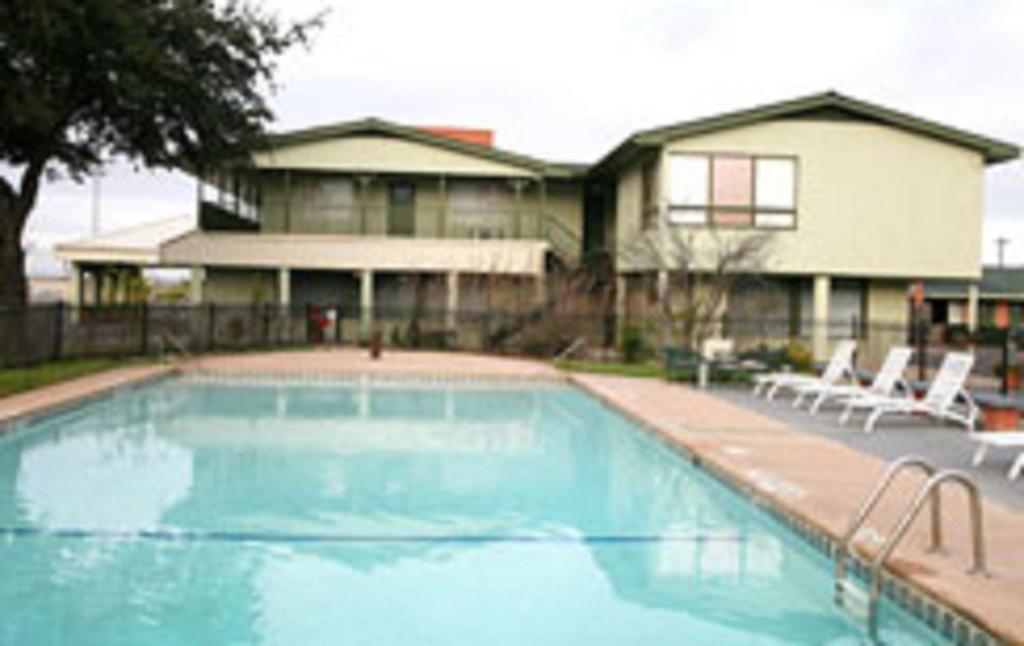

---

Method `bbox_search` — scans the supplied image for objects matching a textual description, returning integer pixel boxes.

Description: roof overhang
[592,91,1020,175]
[53,215,195,267]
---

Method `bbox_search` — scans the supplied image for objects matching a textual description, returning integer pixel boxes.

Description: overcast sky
[19,0,1024,275]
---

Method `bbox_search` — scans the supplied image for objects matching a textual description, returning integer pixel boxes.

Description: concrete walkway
[712,385,1024,511]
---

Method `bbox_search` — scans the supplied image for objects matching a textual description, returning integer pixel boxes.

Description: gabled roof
[254,117,585,179]
[593,91,1020,174]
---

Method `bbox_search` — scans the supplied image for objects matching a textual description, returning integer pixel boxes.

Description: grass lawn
[554,359,666,379]
[0,357,150,399]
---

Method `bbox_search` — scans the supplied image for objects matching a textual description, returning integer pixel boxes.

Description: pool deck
[0,363,177,429]
[0,349,1021,643]
[573,373,1024,645]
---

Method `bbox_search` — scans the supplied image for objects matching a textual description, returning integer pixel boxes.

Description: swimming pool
[0,375,951,645]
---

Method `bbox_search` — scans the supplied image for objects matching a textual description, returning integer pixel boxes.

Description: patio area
[711,385,1024,511]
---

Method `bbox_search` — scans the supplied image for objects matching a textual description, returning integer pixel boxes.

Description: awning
[53,215,195,266]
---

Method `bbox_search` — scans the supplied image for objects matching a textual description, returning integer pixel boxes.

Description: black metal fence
[0,304,1019,393]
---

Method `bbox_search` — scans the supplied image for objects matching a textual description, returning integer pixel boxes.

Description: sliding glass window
[667,152,797,229]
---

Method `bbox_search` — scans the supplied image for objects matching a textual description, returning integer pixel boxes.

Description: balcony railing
[201,201,583,263]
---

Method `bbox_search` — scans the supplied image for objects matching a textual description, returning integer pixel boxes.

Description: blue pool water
[0,376,949,645]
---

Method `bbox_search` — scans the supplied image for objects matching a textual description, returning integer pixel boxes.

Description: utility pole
[91,171,102,237]
[996,237,1010,268]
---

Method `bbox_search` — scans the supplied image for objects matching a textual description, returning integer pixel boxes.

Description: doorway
[388,182,416,236]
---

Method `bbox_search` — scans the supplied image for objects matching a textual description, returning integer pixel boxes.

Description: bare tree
[641,228,773,351]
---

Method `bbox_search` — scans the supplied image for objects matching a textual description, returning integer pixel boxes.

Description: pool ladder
[833,456,987,638]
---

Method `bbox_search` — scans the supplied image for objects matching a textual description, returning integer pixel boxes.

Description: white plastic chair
[752,340,857,402]
[792,346,913,414]
[840,352,978,433]
[969,431,1024,480]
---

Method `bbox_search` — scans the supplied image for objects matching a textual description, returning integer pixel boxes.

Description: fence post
[335,304,342,345]
[53,302,65,361]
[140,302,149,356]
[207,303,216,351]
[916,312,927,382]
[1002,327,1011,396]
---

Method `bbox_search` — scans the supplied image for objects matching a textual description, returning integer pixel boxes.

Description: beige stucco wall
[252,135,537,178]
[617,119,986,280]
[866,279,910,325]
[615,164,644,256]
[204,268,277,304]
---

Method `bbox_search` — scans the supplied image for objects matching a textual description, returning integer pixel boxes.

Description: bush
[620,325,649,364]
[785,342,813,372]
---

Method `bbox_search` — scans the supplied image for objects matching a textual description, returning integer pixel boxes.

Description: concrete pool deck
[0,349,1020,643]
[0,363,177,429]
[573,373,1024,645]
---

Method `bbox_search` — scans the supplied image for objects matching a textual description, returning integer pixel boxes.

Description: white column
[360,269,374,338]
[967,282,980,332]
[446,271,459,329]
[278,267,291,307]
[189,266,206,305]
[812,274,831,362]
[69,263,84,307]
[656,269,669,303]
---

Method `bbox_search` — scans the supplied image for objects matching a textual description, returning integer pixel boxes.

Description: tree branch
[0,176,13,204]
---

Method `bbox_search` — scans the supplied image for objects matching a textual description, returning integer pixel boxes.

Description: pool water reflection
[0,377,947,645]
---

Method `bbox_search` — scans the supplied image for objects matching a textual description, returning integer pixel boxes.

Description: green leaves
[0,0,323,178]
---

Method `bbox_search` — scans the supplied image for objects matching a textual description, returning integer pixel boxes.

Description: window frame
[665,151,799,231]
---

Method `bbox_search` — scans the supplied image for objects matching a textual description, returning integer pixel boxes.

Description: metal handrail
[866,470,986,635]
[834,456,941,589]
[156,331,192,363]
[554,336,587,361]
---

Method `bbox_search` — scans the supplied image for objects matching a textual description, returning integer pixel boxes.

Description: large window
[666,153,797,229]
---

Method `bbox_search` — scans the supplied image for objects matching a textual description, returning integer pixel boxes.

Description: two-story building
[55,92,1018,357]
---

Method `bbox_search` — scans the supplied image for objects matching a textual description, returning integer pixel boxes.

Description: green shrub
[620,325,649,364]
[785,342,813,372]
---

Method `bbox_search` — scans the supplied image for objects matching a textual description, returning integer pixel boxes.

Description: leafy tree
[0,0,322,305]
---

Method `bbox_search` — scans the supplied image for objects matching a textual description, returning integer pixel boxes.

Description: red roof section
[417,126,494,148]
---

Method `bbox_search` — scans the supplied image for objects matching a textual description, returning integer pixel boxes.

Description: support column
[446,271,459,329]
[510,179,525,238]
[656,270,669,304]
[812,274,831,362]
[535,274,547,305]
[189,266,206,305]
[360,269,374,338]
[967,282,980,332]
[69,263,84,307]
[278,267,291,307]
[438,175,448,237]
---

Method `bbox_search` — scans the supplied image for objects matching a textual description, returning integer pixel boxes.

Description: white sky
[17,0,1024,275]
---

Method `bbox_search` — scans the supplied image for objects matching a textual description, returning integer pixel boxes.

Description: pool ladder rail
[833,456,987,638]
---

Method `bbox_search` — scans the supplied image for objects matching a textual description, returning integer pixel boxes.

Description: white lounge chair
[751,339,857,402]
[839,352,978,433]
[792,346,913,414]
[969,431,1024,480]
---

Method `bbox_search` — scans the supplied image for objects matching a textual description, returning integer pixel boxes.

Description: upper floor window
[314,178,355,209]
[666,153,797,229]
